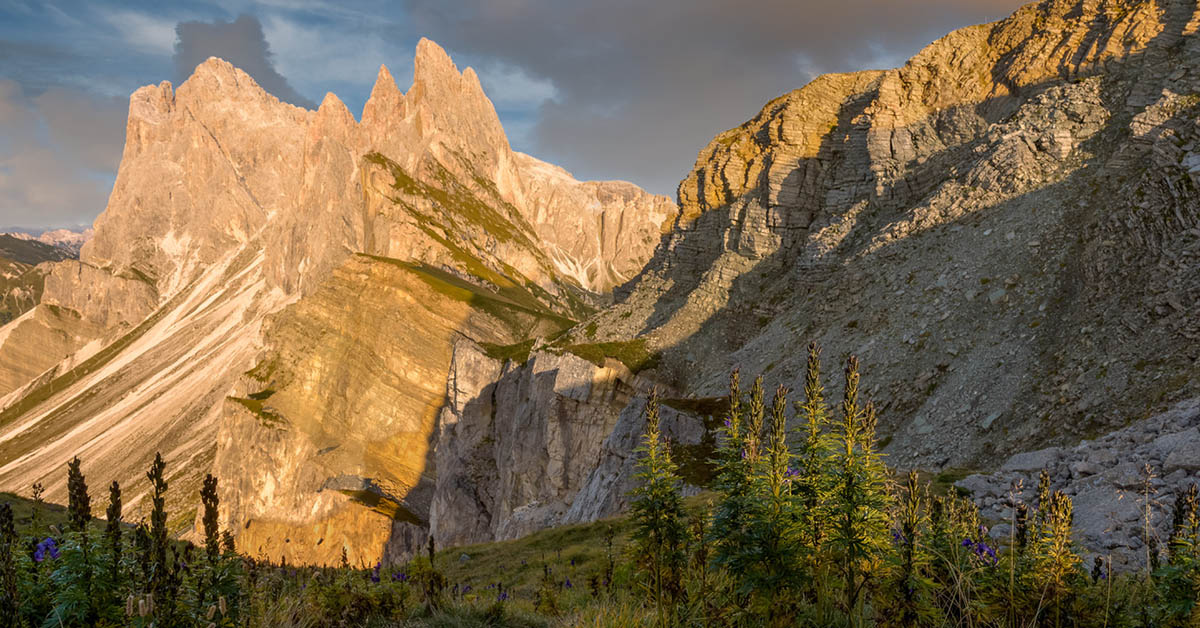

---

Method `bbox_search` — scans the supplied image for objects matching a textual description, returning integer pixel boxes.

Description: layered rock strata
[0,39,673,567]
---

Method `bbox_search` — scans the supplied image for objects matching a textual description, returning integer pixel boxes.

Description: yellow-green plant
[630,389,687,624]
[828,357,891,619]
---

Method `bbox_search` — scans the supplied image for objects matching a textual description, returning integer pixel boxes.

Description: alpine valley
[1,0,1198,575]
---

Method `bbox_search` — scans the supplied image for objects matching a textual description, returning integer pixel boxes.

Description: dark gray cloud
[404,0,1026,196]
[173,14,316,109]
[0,79,126,229]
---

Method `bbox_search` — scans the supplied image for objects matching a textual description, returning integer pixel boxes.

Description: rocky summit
[0,0,1198,571]
[0,38,673,566]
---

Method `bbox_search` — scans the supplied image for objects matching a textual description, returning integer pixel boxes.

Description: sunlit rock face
[421,0,1200,551]
[0,38,673,566]
[6,0,1200,567]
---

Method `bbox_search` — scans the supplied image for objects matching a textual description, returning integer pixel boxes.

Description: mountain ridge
[425,0,1200,555]
[0,38,675,567]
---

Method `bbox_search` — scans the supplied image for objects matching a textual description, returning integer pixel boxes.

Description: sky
[0,0,1026,230]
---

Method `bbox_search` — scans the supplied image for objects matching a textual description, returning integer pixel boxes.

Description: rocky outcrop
[430,341,708,548]
[956,397,1200,568]
[575,0,1200,476]
[0,37,671,561]
[0,234,83,328]
[514,153,677,292]
[0,261,157,397]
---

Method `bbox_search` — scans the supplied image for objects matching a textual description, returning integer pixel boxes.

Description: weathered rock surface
[956,397,1200,568]
[430,340,707,548]
[582,0,1200,473]
[0,38,672,565]
[0,233,82,328]
[514,153,677,292]
[419,0,1200,554]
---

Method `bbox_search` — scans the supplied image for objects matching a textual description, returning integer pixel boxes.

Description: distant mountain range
[0,228,93,258]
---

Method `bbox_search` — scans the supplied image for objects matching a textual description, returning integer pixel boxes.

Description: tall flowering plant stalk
[0,503,16,626]
[1159,482,1200,624]
[829,357,891,617]
[1033,490,1082,628]
[879,471,938,627]
[744,384,804,622]
[794,342,834,565]
[146,453,173,623]
[43,456,99,625]
[630,389,687,624]
[711,370,753,579]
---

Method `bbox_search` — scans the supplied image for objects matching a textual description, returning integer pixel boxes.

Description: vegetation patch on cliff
[359,255,575,338]
[479,338,537,365]
[558,338,660,373]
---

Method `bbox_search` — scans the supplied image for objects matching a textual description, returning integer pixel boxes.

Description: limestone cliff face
[425,0,1200,553]
[430,341,709,548]
[0,38,672,557]
[586,0,1200,473]
[514,153,677,292]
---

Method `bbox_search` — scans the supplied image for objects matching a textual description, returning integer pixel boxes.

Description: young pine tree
[828,357,891,616]
[630,389,688,622]
[105,481,122,586]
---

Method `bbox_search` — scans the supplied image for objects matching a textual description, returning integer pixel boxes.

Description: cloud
[173,13,316,109]
[473,61,558,110]
[401,0,1027,196]
[259,11,411,112]
[0,79,124,229]
[104,9,179,56]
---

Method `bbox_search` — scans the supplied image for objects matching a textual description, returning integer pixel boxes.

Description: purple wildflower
[564,577,572,589]
[961,538,973,548]
[34,538,59,562]
[498,591,509,602]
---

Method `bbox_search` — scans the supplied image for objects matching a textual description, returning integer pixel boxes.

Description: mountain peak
[362,63,404,127]
[413,38,459,86]
[176,56,275,107]
[193,56,237,77]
